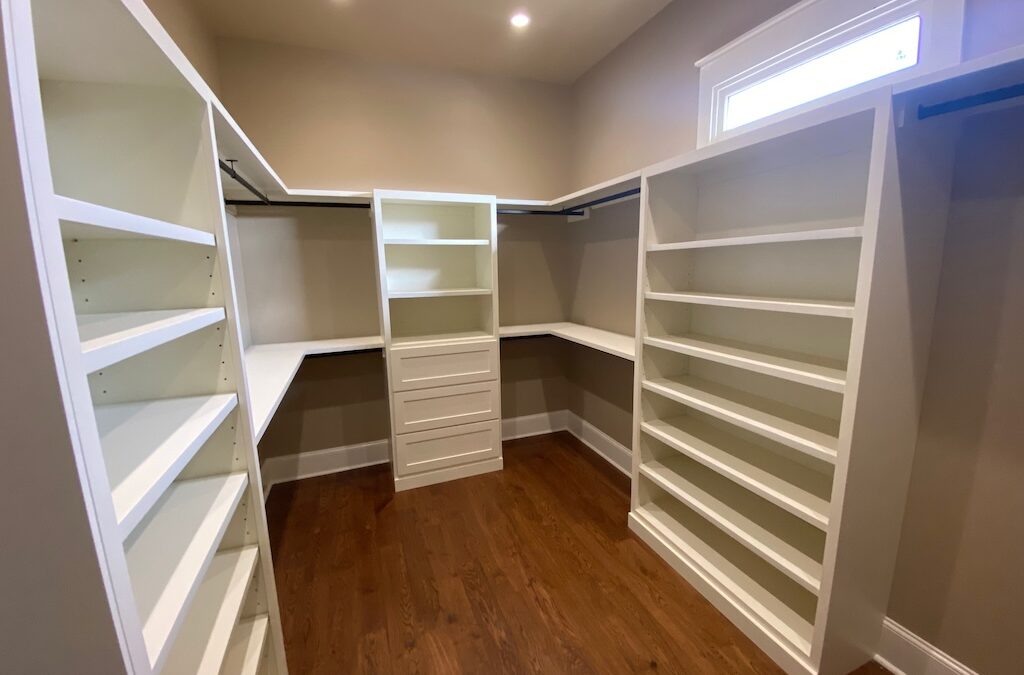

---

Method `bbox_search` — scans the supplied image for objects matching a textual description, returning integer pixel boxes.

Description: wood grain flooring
[266,431,889,674]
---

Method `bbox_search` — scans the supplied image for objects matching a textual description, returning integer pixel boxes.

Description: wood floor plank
[266,431,887,674]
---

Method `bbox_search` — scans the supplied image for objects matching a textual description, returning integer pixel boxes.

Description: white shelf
[391,330,493,347]
[388,287,491,299]
[221,615,270,675]
[640,458,823,593]
[97,393,238,538]
[642,418,830,529]
[78,308,226,373]
[55,195,216,246]
[645,291,855,319]
[647,225,863,252]
[125,472,248,671]
[643,377,839,463]
[499,322,635,361]
[644,335,846,392]
[384,238,489,246]
[244,336,383,441]
[162,546,259,675]
[633,503,814,656]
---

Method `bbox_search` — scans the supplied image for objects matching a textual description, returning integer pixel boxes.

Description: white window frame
[696,0,965,146]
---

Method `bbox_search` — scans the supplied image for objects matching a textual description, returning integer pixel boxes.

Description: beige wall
[145,0,221,92]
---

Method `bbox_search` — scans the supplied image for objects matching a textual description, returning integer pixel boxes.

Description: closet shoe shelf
[78,308,226,373]
[55,195,217,246]
[646,224,863,251]
[221,615,270,675]
[645,291,855,318]
[500,322,635,360]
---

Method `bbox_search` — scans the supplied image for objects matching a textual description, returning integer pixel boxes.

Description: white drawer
[395,419,501,476]
[392,380,500,434]
[389,338,498,391]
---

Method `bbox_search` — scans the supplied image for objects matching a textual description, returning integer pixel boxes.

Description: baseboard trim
[261,439,390,500]
[875,618,978,675]
[501,409,568,440]
[564,411,632,476]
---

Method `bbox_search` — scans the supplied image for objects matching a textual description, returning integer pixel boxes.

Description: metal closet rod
[918,81,1024,120]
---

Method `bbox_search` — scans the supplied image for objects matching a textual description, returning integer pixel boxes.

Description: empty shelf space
[97,393,238,537]
[221,615,270,675]
[500,322,635,360]
[640,457,823,593]
[384,238,489,246]
[643,377,839,463]
[55,195,216,246]
[646,291,855,318]
[648,225,863,252]
[633,502,814,656]
[78,308,226,373]
[388,287,491,299]
[642,418,831,529]
[125,472,248,670]
[245,336,384,442]
[644,334,846,392]
[391,329,494,347]
[162,546,259,675]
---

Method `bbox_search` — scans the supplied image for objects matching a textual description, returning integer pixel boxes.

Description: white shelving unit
[373,190,503,490]
[499,322,636,361]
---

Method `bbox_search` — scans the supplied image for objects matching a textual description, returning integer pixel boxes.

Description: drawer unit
[394,419,501,476]
[392,380,500,434]
[389,338,498,391]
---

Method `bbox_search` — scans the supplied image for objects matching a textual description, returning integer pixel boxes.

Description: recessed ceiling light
[510,12,530,29]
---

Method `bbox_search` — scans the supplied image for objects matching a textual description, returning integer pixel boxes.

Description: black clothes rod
[497,186,641,217]
[225,199,371,209]
[219,159,271,204]
[918,81,1024,119]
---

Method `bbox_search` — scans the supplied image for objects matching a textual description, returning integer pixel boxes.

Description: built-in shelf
[221,615,270,675]
[647,225,863,252]
[500,322,635,361]
[632,503,814,656]
[162,546,259,675]
[97,393,238,538]
[244,336,384,441]
[78,308,226,373]
[55,195,216,246]
[643,377,839,463]
[640,458,823,593]
[642,418,831,529]
[125,472,248,671]
[384,238,489,246]
[645,291,855,319]
[388,287,491,299]
[644,335,846,392]
[391,330,493,347]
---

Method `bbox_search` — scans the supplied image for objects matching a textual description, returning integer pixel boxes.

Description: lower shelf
[222,615,270,675]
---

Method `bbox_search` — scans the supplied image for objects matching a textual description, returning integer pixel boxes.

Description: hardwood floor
[266,432,889,674]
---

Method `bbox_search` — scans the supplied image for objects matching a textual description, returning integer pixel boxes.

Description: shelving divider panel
[221,615,270,675]
[55,195,216,246]
[647,226,863,252]
[645,292,855,319]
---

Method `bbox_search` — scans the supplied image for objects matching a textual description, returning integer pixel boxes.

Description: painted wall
[145,0,221,92]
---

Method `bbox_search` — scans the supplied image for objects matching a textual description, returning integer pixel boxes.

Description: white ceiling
[187,0,673,84]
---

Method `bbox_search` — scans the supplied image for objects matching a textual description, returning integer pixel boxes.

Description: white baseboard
[564,411,632,475]
[875,618,978,675]
[501,409,568,440]
[261,439,390,500]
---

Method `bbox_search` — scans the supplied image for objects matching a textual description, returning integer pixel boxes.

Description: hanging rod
[225,199,371,209]
[497,186,641,217]
[219,159,270,204]
[918,81,1024,120]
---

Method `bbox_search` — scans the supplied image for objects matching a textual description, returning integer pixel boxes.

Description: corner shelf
[645,291,855,319]
[647,225,863,252]
[97,393,239,538]
[499,322,635,361]
[221,615,270,675]
[55,195,216,246]
[78,308,226,373]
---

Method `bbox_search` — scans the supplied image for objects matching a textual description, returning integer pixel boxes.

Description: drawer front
[395,419,501,476]
[389,339,498,391]
[393,380,500,434]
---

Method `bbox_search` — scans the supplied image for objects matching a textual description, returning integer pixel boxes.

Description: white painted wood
[220,615,269,675]
[875,618,980,675]
[384,238,489,246]
[394,419,501,476]
[499,322,635,360]
[646,291,855,318]
[261,439,391,499]
[124,472,247,670]
[393,457,504,492]
[162,546,258,675]
[97,393,238,537]
[389,338,498,391]
[56,195,216,246]
[78,307,225,373]
[647,225,863,251]
[392,380,501,435]
[389,287,491,299]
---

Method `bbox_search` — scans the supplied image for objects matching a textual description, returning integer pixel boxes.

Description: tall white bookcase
[629,91,945,675]
[372,190,503,491]
[3,0,287,672]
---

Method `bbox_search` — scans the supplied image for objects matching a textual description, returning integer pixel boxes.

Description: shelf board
[98,393,238,538]
[78,308,226,373]
[245,336,384,442]
[391,330,494,347]
[383,238,489,246]
[642,418,831,530]
[55,195,216,246]
[388,287,491,299]
[162,546,259,675]
[647,225,863,252]
[499,322,635,361]
[645,291,855,319]
[644,335,846,392]
[640,458,823,593]
[633,503,814,656]
[221,615,270,675]
[643,377,839,463]
[125,472,248,671]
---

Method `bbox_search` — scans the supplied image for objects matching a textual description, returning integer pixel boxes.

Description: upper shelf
[645,291,855,319]
[78,308,226,373]
[384,238,489,246]
[56,195,216,246]
[647,225,863,252]
[389,288,491,299]
[500,322,635,361]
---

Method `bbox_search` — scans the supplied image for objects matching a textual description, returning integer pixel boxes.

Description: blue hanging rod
[918,81,1024,120]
